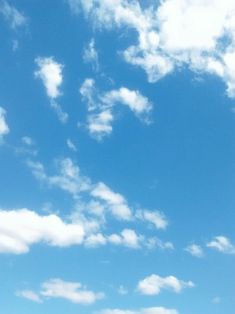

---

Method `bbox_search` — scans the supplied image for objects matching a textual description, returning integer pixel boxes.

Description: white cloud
[207,236,235,254]
[50,101,68,124]
[83,38,99,71]
[136,210,168,230]
[40,278,104,304]
[118,285,128,295]
[91,182,132,220]
[0,0,26,29]
[137,274,194,295]
[67,138,77,152]
[16,290,42,303]
[185,244,204,258]
[35,57,63,99]
[108,229,142,249]
[102,87,152,122]
[99,307,179,314]
[75,0,235,99]
[88,110,114,140]
[0,209,84,254]
[80,79,152,139]
[0,107,9,140]
[21,136,34,146]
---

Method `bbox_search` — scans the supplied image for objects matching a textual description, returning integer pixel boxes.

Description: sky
[0,0,235,313]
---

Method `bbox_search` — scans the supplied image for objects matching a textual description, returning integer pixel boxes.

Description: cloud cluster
[17,278,104,305]
[80,79,152,139]
[137,274,194,295]
[72,0,235,99]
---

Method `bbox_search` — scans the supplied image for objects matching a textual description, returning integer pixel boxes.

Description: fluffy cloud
[0,209,84,254]
[35,57,68,122]
[185,244,204,258]
[73,0,235,99]
[99,307,179,314]
[17,279,104,305]
[207,236,235,254]
[80,79,152,139]
[40,278,104,304]
[0,0,26,29]
[35,57,63,99]
[0,107,9,140]
[137,274,194,295]
[136,210,168,230]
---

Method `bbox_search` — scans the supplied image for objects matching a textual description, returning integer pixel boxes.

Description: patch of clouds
[80,79,152,140]
[0,0,27,29]
[184,244,204,258]
[17,278,104,305]
[207,235,235,254]
[137,274,194,295]
[67,138,77,152]
[72,0,235,99]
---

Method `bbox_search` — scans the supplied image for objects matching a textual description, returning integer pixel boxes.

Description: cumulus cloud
[137,274,194,295]
[79,79,152,139]
[35,57,68,122]
[0,0,27,29]
[136,210,168,230]
[98,307,179,314]
[17,279,104,305]
[0,107,9,140]
[40,278,104,304]
[73,0,235,99]
[207,236,235,254]
[0,209,84,254]
[185,244,204,258]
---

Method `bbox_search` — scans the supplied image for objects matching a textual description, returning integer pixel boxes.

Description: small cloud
[137,274,194,295]
[67,138,77,152]
[83,38,99,71]
[16,290,42,303]
[185,244,204,258]
[212,296,221,304]
[118,285,128,295]
[207,236,235,255]
[0,106,9,141]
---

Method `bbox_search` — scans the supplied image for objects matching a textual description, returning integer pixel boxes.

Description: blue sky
[0,1,235,313]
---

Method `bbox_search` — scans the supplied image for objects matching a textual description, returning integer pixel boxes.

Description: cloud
[0,107,9,140]
[207,236,235,254]
[35,57,63,99]
[16,290,42,303]
[137,274,194,295]
[102,87,152,122]
[0,0,27,29]
[83,38,99,71]
[0,209,84,254]
[67,138,77,152]
[74,0,235,99]
[91,182,132,220]
[17,279,104,305]
[27,158,170,250]
[50,101,68,124]
[136,210,168,230]
[80,79,152,139]
[184,244,204,258]
[40,278,104,304]
[98,307,179,314]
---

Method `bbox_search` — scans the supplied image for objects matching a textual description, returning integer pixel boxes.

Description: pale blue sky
[0,1,235,314]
